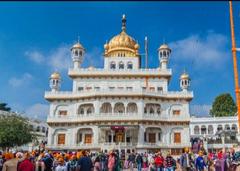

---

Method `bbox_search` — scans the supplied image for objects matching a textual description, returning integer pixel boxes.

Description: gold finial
[180,69,190,80]
[122,14,126,32]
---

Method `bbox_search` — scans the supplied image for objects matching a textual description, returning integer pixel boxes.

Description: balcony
[44,89,193,101]
[47,112,190,123]
[68,68,172,78]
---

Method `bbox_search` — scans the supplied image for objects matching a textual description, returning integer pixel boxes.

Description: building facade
[190,116,239,150]
[45,15,193,154]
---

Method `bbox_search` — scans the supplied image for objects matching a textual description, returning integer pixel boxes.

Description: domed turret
[180,71,190,91]
[104,14,140,58]
[71,38,85,69]
[50,72,61,92]
[158,43,171,69]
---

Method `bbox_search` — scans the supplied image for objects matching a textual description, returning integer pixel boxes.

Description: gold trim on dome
[50,72,60,79]
[180,71,190,80]
[104,15,140,58]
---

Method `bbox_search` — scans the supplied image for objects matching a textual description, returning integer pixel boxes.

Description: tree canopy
[0,103,11,112]
[210,93,237,117]
[0,113,35,150]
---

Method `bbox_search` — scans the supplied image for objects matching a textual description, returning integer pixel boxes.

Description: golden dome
[180,72,190,80]
[158,44,171,50]
[104,43,109,50]
[71,42,84,50]
[50,72,61,79]
[104,15,140,57]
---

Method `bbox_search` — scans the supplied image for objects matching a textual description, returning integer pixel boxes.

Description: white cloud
[190,104,212,116]
[25,45,103,71]
[25,51,45,64]
[169,31,230,70]
[25,103,49,120]
[8,73,33,87]
[48,46,72,71]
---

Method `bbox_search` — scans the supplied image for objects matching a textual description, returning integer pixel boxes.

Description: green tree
[0,113,35,150]
[0,103,11,112]
[210,93,237,117]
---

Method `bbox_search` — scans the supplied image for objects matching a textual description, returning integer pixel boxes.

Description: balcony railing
[68,68,172,77]
[47,112,190,123]
[45,89,193,100]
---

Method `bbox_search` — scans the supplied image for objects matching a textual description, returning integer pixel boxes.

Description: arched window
[163,51,166,57]
[114,103,125,113]
[79,51,82,56]
[119,62,124,69]
[144,107,147,114]
[100,103,112,113]
[78,104,94,115]
[208,125,214,134]
[194,126,200,135]
[160,52,162,57]
[127,62,133,69]
[201,126,207,135]
[75,50,78,56]
[127,103,138,113]
[36,126,40,132]
[225,124,230,130]
[217,125,223,131]
[232,124,237,131]
[79,108,84,115]
[110,62,116,69]
[42,127,46,133]
[149,107,154,114]
[87,107,93,114]
[157,107,161,115]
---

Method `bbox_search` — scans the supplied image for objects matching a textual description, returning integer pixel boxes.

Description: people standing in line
[55,157,67,171]
[128,152,136,171]
[77,150,93,171]
[17,152,34,171]
[135,153,143,171]
[154,152,164,171]
[107,151,115,171]
[2,153,18,171]
[180,147,193,171]
[148,153,155,171]
[164,151,176,171]
[195,151,206,171]
[68,155,78,171]
[142,152,148,171]
[93,156,101,171]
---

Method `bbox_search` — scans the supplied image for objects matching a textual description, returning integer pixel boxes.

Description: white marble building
[190,116,239,150]
[45,15,193,154]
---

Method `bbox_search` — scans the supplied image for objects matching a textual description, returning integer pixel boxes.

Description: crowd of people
[1,146,240,171]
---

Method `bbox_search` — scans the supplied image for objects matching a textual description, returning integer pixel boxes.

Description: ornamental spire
[121,14,126,32]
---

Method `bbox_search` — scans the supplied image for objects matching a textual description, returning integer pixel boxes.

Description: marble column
[137,125,145,145]
[93,126,99,144]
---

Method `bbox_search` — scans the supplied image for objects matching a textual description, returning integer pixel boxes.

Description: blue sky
[0,2,239,120]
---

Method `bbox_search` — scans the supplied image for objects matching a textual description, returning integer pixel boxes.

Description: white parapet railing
[68,68,172,77]
[45,89,193,100]
[47,112,190,123]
